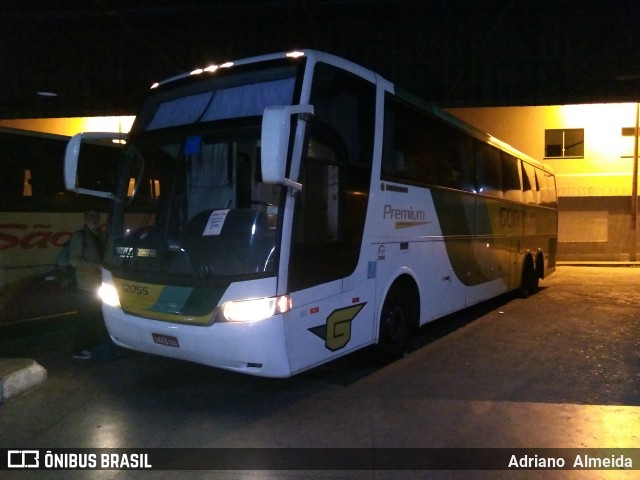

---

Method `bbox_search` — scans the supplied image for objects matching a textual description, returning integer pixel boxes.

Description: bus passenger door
[284,142,373,374]
[283,61,376,373]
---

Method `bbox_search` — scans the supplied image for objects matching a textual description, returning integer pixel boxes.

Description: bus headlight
[221,295,291,322]
[99,283,121,307]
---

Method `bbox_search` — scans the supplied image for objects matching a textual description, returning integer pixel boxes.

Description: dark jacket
[69,226,104,292]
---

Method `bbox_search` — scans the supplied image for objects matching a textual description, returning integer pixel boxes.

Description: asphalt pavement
[0,266,638,479]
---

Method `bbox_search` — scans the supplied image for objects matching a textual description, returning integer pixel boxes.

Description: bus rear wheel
[376,278,419,362]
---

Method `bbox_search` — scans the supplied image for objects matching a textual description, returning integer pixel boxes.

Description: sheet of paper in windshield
[203,209,230,236]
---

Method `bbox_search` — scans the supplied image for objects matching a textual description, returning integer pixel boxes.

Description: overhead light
[220,62,234,68]
[37,91,58,97]
[190,68,204,76]
[286,51,305,58]
[204,65,219,73]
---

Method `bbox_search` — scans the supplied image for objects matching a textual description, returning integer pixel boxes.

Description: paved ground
[0,266,638,479]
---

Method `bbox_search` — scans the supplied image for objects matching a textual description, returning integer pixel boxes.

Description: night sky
[1,0,639,119]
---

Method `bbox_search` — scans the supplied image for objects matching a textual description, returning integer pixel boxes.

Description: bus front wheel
[376,278,419,362]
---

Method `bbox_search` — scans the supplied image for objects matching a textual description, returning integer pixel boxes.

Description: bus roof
[151,49,553,175]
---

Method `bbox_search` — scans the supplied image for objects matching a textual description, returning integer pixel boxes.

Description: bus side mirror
[261,104,314,192]
[65,132,125,198]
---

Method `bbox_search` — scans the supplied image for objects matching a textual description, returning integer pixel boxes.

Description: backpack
[56,240,72,269]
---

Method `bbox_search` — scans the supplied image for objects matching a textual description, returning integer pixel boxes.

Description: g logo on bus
[308,303,366,352]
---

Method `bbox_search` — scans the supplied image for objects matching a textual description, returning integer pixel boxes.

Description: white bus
[65,50,557,377]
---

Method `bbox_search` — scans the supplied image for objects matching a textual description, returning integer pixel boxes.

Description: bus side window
[383,96,476,193]
[452,133,475,192]
[546,173,557,208]
[535,168,546,206]
[521,161,538,204]
[382,97,419,183]
[382,108,398,176]
[310,63,375,169]
[538,169,557,208]
[382,102,421,182]
[502,152,522,202]
[475,142,502,198]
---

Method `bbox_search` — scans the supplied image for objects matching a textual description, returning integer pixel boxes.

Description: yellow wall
[0,116,135,137]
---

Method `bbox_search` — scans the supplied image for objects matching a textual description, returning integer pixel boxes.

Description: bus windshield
[105,127,284,284]
[102,62,304,285]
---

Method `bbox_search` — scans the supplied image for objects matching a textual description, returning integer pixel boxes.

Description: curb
[0,358,47,404]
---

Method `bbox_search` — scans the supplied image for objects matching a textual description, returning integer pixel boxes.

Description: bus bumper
[102,305,292,378]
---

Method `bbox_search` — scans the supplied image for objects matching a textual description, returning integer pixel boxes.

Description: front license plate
[152,333,180,348]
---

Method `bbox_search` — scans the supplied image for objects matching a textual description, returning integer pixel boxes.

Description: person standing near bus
[69,209,105,359]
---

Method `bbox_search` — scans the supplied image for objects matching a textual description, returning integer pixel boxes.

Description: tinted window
[382,96,475,191]
[475,142,502,197]
[521,161,538,204]
[502,152,522,201]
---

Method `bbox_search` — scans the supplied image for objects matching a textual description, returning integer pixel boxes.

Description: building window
[545,128,584,158]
